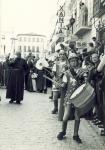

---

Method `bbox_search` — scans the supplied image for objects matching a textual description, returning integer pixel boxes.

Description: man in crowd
[92,37,104,56]
[6,51,28,104]
[52,49,67,114]
[97,54,105,135]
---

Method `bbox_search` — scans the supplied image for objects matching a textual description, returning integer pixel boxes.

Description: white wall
[16,35,47,58]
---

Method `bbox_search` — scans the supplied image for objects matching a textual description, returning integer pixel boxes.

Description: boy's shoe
[73,135,82,144]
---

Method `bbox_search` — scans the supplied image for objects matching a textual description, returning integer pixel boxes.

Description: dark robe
[6,58,28,101]
[36,68,48,93]
[36,69,44,92]
[27,60,37,92]
[27,73,33,92]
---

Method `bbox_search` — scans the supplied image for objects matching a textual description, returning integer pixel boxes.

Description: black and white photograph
[0,0,105,149]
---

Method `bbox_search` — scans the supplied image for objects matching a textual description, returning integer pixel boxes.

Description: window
[41,38,43,42]
[32,46,35,52]
[24,46,26,52]
[19,37,22,42]
[36,46,39,52]
[24,37,26,42]
[18,46,22,51]
[33,38,35,42]
[28,46,31,52]
[28,38,31,42]
[37,38,39,42]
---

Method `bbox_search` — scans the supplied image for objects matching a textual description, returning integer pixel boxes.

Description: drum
[70,82,95,116]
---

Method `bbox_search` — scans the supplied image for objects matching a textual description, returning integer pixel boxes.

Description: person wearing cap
[92,37,104,56]
[52,49,67,114]
[57,53,85,143]
[6,51,28,104]
[69,43,77,54]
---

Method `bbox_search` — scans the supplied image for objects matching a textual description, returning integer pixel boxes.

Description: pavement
[0,88,105,150]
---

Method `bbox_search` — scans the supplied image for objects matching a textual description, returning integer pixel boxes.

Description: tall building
[16,33,47,58]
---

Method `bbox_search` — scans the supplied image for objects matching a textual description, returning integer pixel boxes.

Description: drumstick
[43,75,61,87]
[43,67,54,76]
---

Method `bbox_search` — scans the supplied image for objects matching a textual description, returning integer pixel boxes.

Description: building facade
[64,0,94,50]
[49,0,105,54]
[16,33,47,58]
[0,33,47,60]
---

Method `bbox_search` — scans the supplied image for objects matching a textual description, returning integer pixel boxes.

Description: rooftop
[17,33,46,37]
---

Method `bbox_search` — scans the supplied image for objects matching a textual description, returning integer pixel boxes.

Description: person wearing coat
[6,51,28,104]
[97,54,105,136]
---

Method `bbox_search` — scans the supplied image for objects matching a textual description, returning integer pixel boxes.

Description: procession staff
[52,49,67,114]
[6,51,28,104]
[57,53,85,143]
[3,54,10,87]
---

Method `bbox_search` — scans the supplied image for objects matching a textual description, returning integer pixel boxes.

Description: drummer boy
[57,53,84,143]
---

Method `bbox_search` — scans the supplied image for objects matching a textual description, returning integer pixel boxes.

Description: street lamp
[70,17,75,33]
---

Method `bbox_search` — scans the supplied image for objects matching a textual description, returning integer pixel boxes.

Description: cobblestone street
[0,89,105,150]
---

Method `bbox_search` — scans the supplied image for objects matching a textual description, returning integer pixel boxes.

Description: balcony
[73,16,92,36]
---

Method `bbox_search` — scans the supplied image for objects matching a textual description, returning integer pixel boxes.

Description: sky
[0,0,58,38]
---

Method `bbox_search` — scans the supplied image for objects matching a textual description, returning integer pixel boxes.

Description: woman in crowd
[27,56,37,92]
[35,57,49,93]
[97,54,105,136]
[87,53,101,120]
